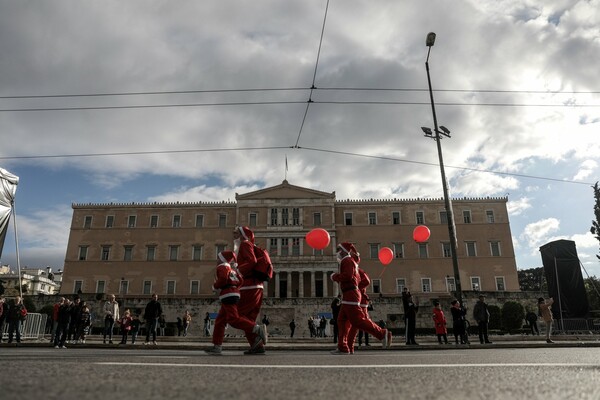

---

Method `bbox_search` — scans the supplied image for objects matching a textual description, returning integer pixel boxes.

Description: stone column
[310,271,316,297]
[298,271,304,298]
[322,270,328,297]
[287,271,292,299]
[275,271,281,298]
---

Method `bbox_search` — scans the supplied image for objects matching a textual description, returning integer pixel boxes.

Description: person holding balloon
[329,242,392,354]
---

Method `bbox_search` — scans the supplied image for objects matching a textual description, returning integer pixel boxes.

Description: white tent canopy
[0,167,19,260]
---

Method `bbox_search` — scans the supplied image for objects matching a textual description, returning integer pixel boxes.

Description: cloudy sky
[1,0,599,278]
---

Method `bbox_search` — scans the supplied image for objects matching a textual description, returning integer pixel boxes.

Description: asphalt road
[2,347,599,400]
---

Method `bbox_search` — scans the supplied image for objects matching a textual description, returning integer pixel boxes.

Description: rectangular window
[172,215,181,228]
[439,211,448,224]
[169,245,179,261]
[495,276,506,291]
[344,212,353,226]
[313,212,322,226]
[490,241,501,256]
[396,278,406,293]
[123,245,133,261]
[143,280,152,295]
[119,280,129,295]
[442,242,452,258]
[195,214,204,228]
[421,278,431,293]
[150,215,158,228]
[105,215,114,228]
[269,238,278,256]
[416,211,424,224]
[392,211,400,225]
[368,212,377,225]
[166,280,176,295]
[372,279,381,294]
[369,243,379,259]
[101,245,111,261]
[471,276,481,291]
[146,246,156,261]
[463,210,472,224]
[96,280,106,294]
[418,243,428,258]
[193,245,203,261]
[486,210,495,223]
[78,246,88,261]
[73,280,83,294]
[128,215,136,228]
[466,242,477,257]
[281,238,289,256]
[446,277,456,292]
[84,215,92,229]
[270,208,278,226]
[292,208,300,225]
[218,214,227,228]
[393,243,404,258]
[190,280,200,295]
[282,208,289,225]
[216,244,226,256]
[249,213,257,227]
[292,238,300,256]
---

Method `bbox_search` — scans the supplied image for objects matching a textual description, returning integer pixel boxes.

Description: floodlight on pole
[423,32,463,304]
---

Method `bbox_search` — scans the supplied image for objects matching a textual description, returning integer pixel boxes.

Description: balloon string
[378,266,387,278]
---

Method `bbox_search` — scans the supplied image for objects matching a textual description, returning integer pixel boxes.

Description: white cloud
[507,197,532,216]
[520,218,560,250]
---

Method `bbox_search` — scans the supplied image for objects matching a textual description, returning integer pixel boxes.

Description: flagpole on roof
[285,154,288,181]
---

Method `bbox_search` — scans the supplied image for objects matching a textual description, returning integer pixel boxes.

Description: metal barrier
[540,318,599,334]
[1,313,48,340]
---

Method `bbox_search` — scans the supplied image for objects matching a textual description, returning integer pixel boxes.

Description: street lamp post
[422,32,463,303]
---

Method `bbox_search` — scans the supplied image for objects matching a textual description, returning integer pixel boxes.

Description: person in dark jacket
[54,298,72,348]
[525,310,539,336]
[143,293,163,345]
[330,295,341,343]
[7,296,27,345]
[473,295,492,344]
[404,294,419,345]
[0,296,7,342]
[450,299,469,344]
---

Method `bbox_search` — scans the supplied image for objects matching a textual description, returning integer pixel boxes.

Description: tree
[488,305,502,330]
[590,182,600,261]
[584,276,600,314]
[517,267,547,292]
[501,301,525,334]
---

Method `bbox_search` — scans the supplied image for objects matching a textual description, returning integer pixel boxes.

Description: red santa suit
[432,307,448,335]
[331,243,391,353]
[211,251,258,347]
[347,267,371,352]
[213,226,264,350]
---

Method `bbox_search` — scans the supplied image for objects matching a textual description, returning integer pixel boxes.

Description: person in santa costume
[330,242,392,354]
[226,226,268,354]
[205,250,267,355]
[347,266,374,352]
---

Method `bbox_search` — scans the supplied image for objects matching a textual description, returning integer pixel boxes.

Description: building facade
[60,180,519,300]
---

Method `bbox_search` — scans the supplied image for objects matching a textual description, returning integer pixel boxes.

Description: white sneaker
[152,341,157,345]
[60,345,67,349]
[254,324,268,346]
[54,345,59,349]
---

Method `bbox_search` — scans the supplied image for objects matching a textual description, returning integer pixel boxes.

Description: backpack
[253,244,273,282]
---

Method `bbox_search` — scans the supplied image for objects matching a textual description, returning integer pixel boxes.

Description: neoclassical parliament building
[60,180,520,300]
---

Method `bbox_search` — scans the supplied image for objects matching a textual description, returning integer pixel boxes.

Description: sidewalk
[4,333,600,350]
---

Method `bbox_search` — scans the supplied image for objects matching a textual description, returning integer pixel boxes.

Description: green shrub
[501,301,525,334]
[488,305,501,330]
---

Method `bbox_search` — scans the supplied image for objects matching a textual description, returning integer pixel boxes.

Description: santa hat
[338,242,358,255]
[236,226,255,243]
[218,250,237,265]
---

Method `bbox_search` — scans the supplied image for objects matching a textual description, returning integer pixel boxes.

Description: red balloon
[413,225,431,243]
[378,247,394,265]
[305,228,331,250]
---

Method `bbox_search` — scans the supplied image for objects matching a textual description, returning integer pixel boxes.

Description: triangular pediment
[236,180,335,200]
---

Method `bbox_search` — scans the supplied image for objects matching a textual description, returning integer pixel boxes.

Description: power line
[0,144,592,186]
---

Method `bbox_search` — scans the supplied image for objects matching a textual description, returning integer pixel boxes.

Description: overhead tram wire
[293,0,329,149]
[2,87,600,100]
[1,144,592,187]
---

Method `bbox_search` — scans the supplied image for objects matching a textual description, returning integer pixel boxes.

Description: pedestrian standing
[7,296,27,345]
[182,310,192,337]
[103,294,120,344]
[432,300,448,344]
[143,293,163,345]
[538,297,555,343]
[0,296,7,343]
[118,309,133,344]
[203,312,212,337]
[450,299,469,345]
[289,319,296,338]
[525,310,540,336]
[404,294,419,345]
[473,294,492,344]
